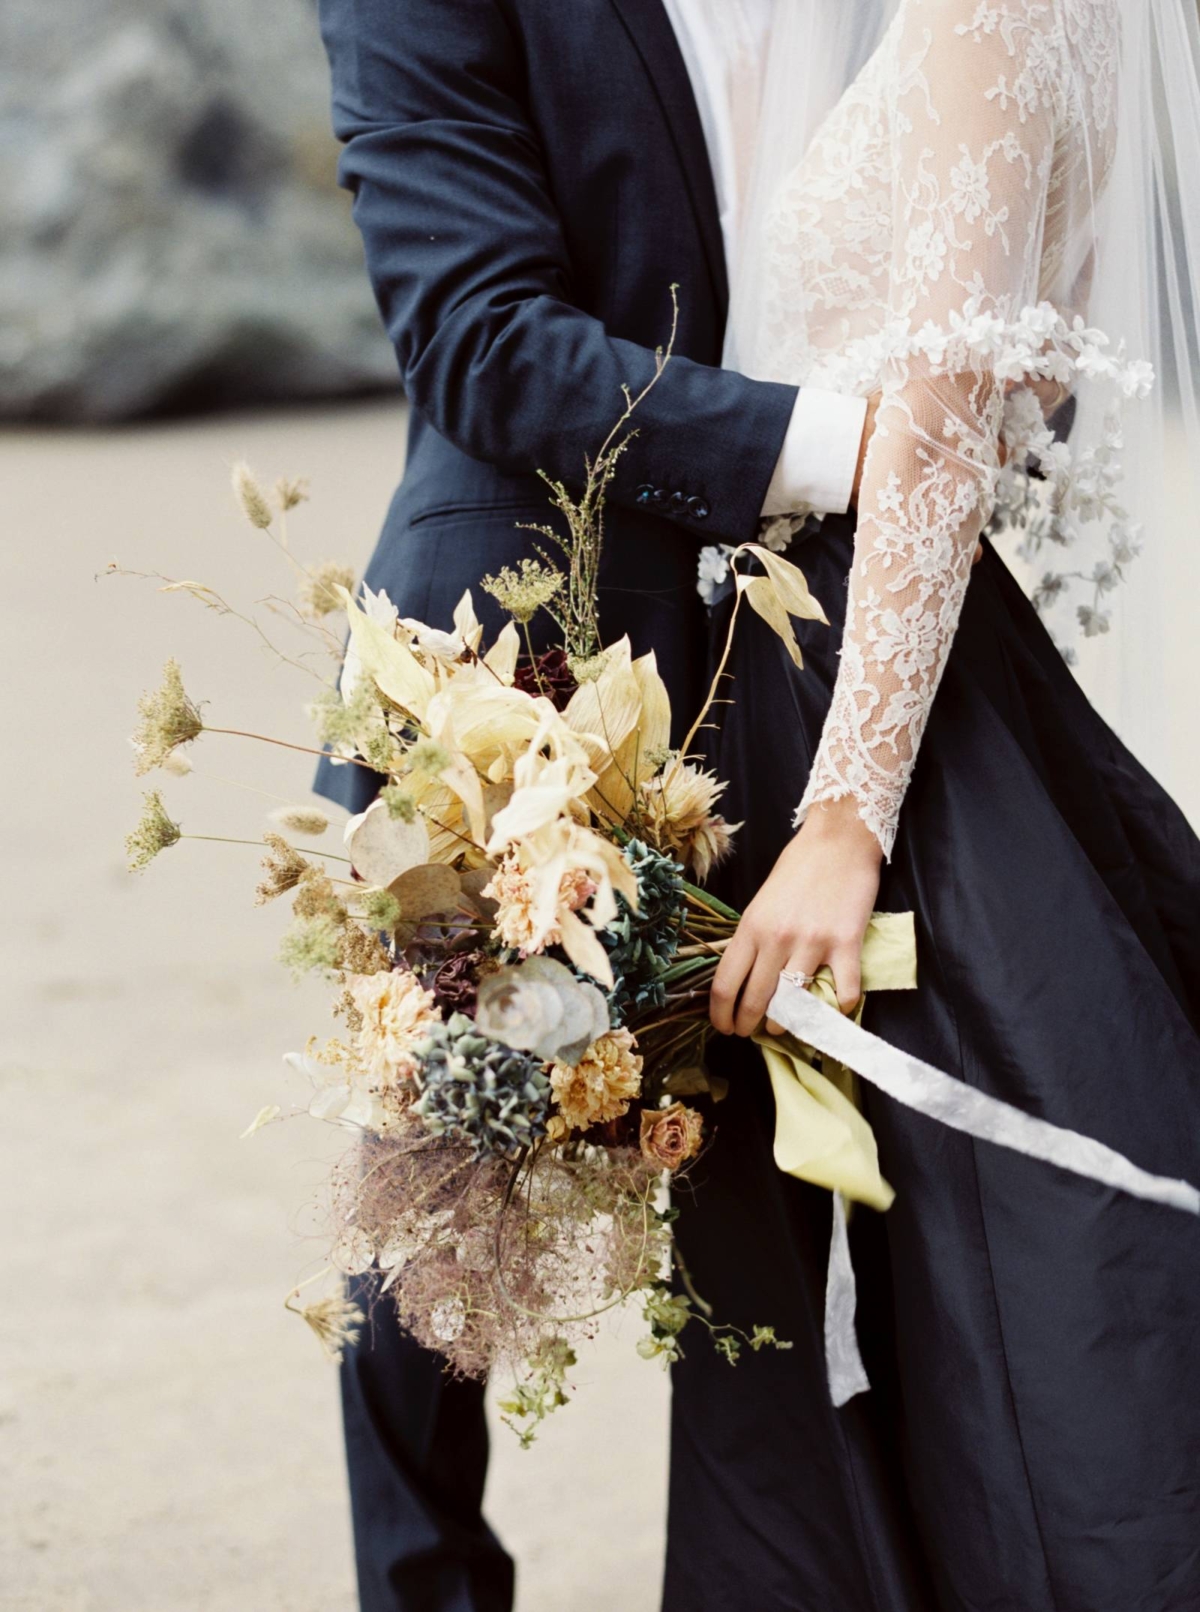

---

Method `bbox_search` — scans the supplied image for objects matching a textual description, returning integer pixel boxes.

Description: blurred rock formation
[0,0,398,421]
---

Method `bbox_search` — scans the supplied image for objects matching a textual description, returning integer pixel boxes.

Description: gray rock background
[0,0,398,421]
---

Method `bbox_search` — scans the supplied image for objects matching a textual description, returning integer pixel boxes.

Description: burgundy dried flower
[432,949,496,1017]
[512,648,577,709]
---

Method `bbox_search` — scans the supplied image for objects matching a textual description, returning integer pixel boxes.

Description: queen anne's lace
[756,0,1142,857]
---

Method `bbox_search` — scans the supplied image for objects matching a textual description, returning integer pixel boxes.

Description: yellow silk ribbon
[752,911,917,1214]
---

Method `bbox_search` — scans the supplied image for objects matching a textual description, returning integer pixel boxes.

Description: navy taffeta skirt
[661,513,1200,1612]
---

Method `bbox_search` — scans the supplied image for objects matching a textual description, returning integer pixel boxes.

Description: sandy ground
[0,399,669,1612]
[3,400,1198,1612]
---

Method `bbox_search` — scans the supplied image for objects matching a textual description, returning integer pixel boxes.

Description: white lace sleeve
[795,0,1068,858]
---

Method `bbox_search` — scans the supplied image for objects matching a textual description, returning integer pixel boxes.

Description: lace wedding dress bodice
[756,0,1133,857]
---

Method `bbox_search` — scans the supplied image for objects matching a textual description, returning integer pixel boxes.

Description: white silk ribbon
[765,977,1200,1407]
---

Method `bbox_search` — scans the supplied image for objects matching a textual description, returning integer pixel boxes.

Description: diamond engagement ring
[779,969,816,989]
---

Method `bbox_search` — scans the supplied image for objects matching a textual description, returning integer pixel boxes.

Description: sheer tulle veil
[725,0,1200,794]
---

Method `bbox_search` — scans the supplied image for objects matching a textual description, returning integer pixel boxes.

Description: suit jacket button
[670,490,688,512]
[652,487,669,505]
[687,496,710,520]
[636,484,654,504]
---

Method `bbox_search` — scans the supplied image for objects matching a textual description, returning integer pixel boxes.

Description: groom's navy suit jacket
[314,0,800,816]
[314,8,802,1606]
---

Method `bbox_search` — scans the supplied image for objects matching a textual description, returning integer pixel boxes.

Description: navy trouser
[341,1275,515,1612]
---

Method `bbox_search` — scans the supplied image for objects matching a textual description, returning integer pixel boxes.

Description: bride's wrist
[798,796,883,860]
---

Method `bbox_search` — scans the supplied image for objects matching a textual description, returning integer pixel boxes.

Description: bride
[673,1,1200,1607]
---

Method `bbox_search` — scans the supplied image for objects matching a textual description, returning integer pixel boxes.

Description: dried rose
[639,1102,704,1172]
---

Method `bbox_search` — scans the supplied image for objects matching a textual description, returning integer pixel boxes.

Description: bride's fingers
[828,943,863,1014]
[765,946,825,1035]
[710,931,756,1034]
[733,947,790,1038]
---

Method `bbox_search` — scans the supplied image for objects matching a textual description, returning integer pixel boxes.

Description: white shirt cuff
[761,388,868,518]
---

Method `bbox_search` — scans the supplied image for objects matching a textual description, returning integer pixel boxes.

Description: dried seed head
[298,560,356,620]
[407,739,452,776]
[290,869,346,924]
[278,914,342,979]
[269,805,331,838]
[255,832,311,905]
[338,923,392,977]
[125,790,182,873]
[290,1288,364,1361]
[358,887,403,931]
[231,460,274,530]
[272,475,310,512]
[308,681,380,750]
[131,659,203,776]
[481,557,564,625]
[380,784,417,823]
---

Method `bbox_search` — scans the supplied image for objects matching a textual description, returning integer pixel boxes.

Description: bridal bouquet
[120,324,822,1442]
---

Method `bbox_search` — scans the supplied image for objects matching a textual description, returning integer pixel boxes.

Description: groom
[314,1,870,1607]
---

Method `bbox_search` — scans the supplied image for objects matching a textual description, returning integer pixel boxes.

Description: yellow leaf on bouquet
[556,908,615,990]
[565,639,663,820]
[564,639,641,755]
[452,590,485,655]
[339,585,436,719]
[742,545,829,624]
[428,682,545,767]
[486,762,585,848]
[738,574,805,669]
[591,649,673,822]
[484,621,521,683]
[437,752,488,846]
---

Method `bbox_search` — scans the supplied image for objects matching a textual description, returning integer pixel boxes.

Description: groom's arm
[318,0,857,546]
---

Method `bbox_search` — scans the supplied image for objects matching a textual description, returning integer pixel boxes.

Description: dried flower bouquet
[121,306,828,1442]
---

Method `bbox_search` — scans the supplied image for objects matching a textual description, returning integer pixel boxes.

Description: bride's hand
[709,797,883,1038]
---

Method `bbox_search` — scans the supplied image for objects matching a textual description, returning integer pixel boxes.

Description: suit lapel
[606,0,728,313]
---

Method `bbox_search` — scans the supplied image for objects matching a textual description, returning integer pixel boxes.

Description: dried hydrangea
[131,659,203,776]
[125,789,182,872]
[412,1014,552,1159]
[481,557,564,624]
[299,561,356,620]
[550,1028,644,1133]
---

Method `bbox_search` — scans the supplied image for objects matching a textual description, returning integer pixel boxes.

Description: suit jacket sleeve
[318,0,798,546]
